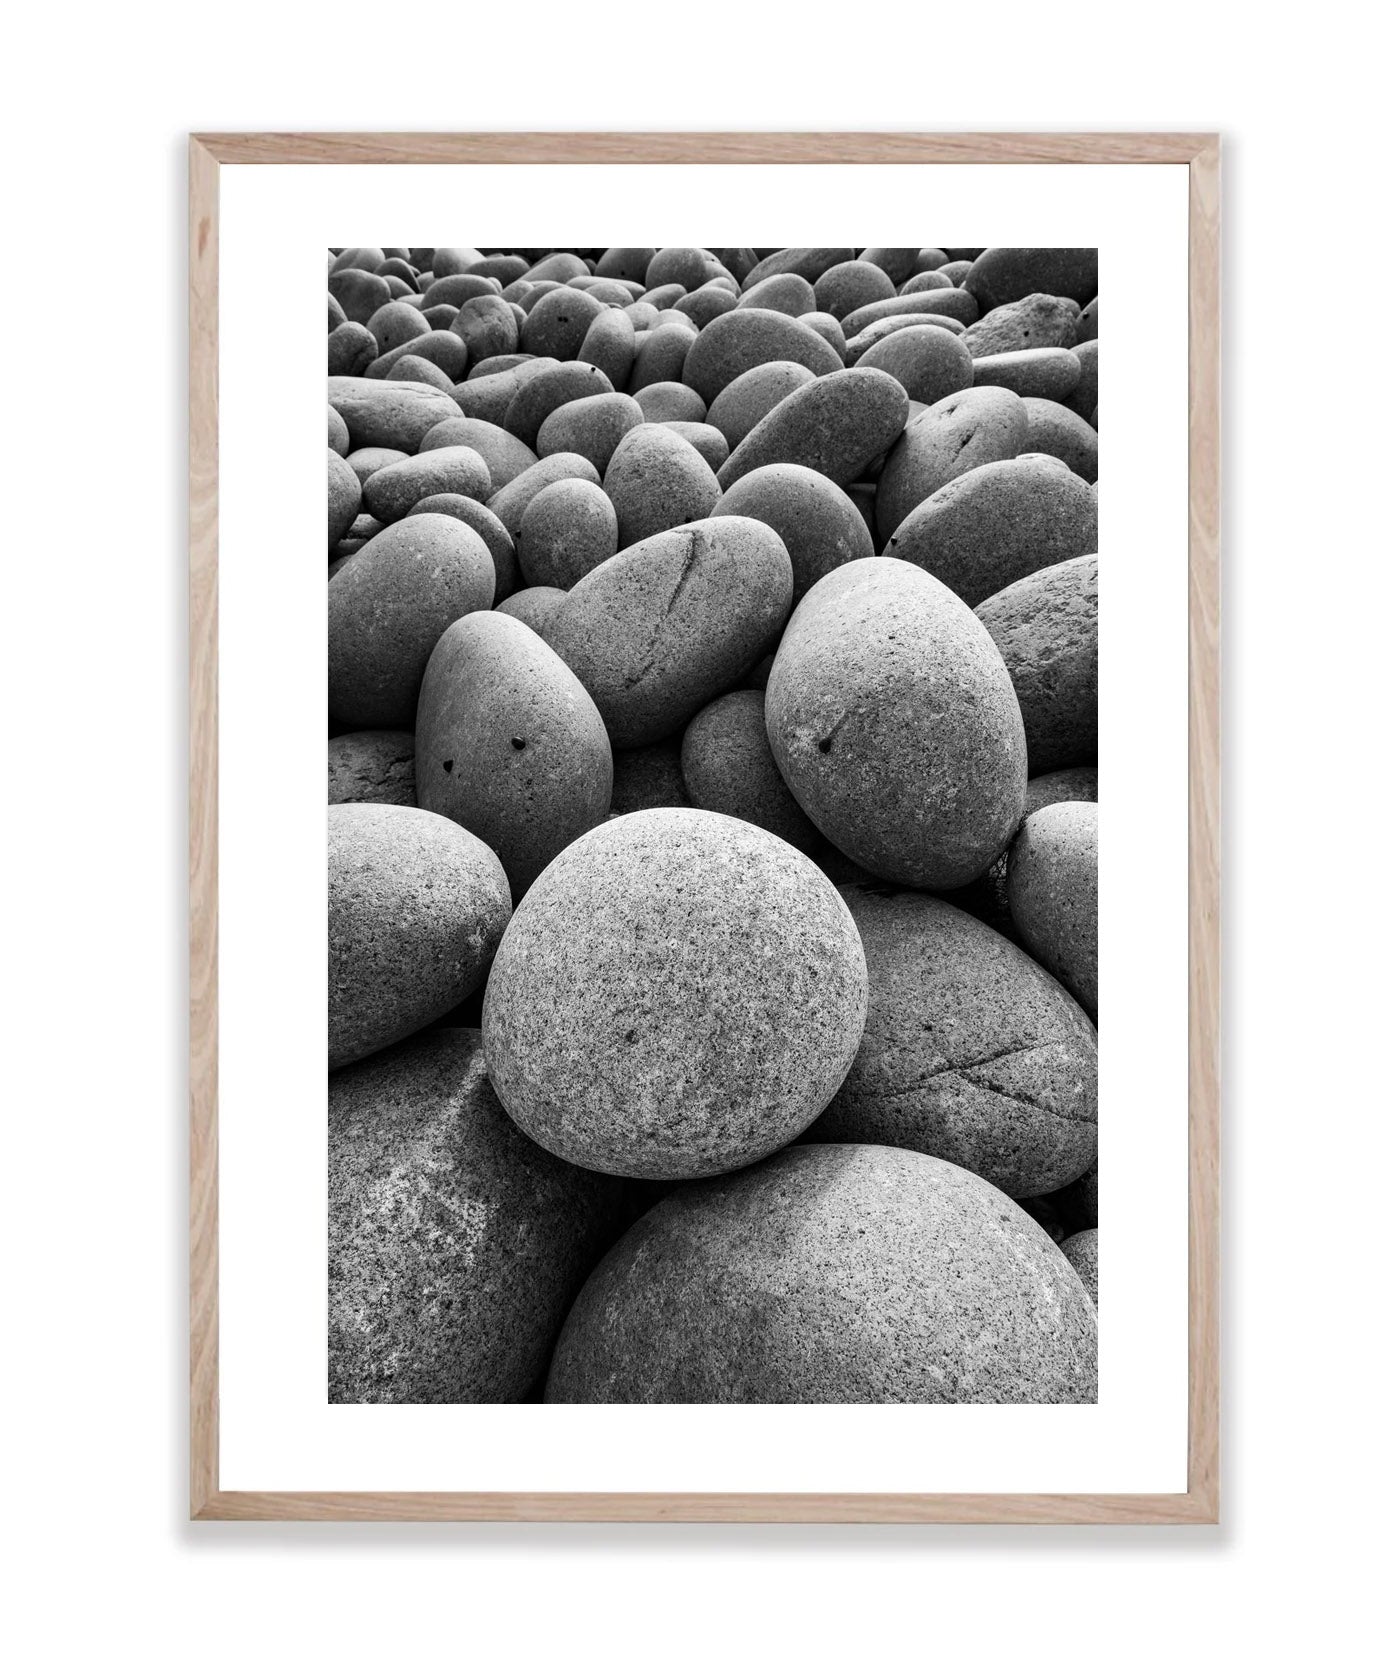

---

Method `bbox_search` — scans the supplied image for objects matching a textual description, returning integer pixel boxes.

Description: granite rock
[765,557,1027,889]
[328,805,511,1068]
[482,809,868,1177]
[329,1029,632,1401]
[1007,802,1099,1019]
[805,891,1097,1197]
[328,730,416,806]
[546,1144,1098,1401]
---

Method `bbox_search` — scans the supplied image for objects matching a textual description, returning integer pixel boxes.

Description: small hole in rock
[442,760,454,773]
[817,737,833,754]
[511,736,527,750]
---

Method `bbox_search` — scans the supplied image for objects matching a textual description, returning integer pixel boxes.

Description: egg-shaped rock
[482,809,867,1178]
[535,391,644,475]
[765,556,1026,889]
[328,448,361,548]
[546,1144,1097,1401]
[804,891,1097,1197]
[1060,1228,1099,1306]
[682,309,842,405]
[361,446,491,523]
[1022,397,1099,482]
[327,376,461,451]
[328,804,511,1068]
[874,386,1028,541]
[681,689,822,852]
[705,360,817,449]
[716,366,908,491]
[416,612,613,898]
[330,1029,633,1401]
[712,462,873,600]
[548,516,793,748]
[518,477,618,588]
[855,323,974,405]
[977,555,1098,774]
[1007,802,1098,1020]
[603,423,721,547]
[328,514,496,727]
[885,454,1098,606]
[964,247,1098,310]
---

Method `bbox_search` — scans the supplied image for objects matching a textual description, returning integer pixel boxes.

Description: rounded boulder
[328,804,511,1068]
[765,556,1027,889]
[482,809,868,1178]
[545,1144,1098,1402]
[805,891,1097,1198]
[416,611,613,897]
[549,516,793,748]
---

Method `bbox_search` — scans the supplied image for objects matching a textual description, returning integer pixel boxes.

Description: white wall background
[4,5,1393,1675]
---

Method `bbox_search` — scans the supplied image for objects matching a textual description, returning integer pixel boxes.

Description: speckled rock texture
[814,259,897,319]
[839,289,981,337]
[405,493,518,602]
[712,462,874,600]
[804,891,1097,1197]
[328,730,416,806]
[328,448,361,548]
[1008,802,1099,1021]
[361,446,491,523]
[885,454,1098,606]
[977,555,1098,774]
[610,740,690,813]
[659,420,729,471]
[716,367,909,491]
[875,386,1029,542]
[488,452,601,543]
[549,516,793,749]
[971,346,1082,399]
[705,360,817,448]
[416,611,613,898]
[328,514,496,727]
[944,766,1099,944]
[961,294,1083,358]
[844,314,966,363]
[741,247,856,290]
[535,391,644,475]
[1060,1227,1099,1306]
[603,424,721,546]
[855,324,975,406]
[329,1029,633,1401]
[1068,338,1098,422]
[518,477,618,588]
[348,445,407,485]
[503,359,614,450]
[328,805,511,1068]
[681,690,822,853]
[327,376,461,451]
[481,809,868,1178]
[965,248,1098,310]
[494,585,567,638]
[545,1144,1098,1401]
[328,404,350,456]
[422,416,536,493]
[1023,397,1099,483]
[766,557,1027,889]
[681,309,842,405]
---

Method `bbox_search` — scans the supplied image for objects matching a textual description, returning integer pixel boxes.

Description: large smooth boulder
[416,612,613,898]
[482,809,868,1178]
[765,557,1027,889]
[546,1145,1098,1402]
[328,805,511,1068]
[549,516,792,748]
[329,1029,632,1401]
[805,891,1097,1197]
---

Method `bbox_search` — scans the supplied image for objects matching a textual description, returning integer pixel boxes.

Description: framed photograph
[190,131,1220,1522]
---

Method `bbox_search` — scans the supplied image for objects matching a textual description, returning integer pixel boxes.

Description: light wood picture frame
[190,130,1220,1523]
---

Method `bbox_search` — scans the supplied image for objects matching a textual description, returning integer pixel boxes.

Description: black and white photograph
[326,242,1101,1406]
